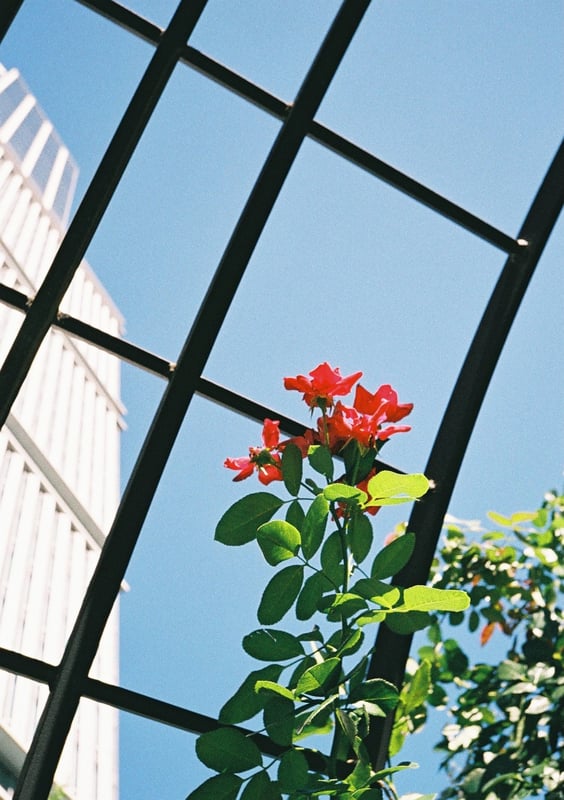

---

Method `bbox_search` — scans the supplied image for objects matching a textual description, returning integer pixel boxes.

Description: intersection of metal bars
[0,1,562,798]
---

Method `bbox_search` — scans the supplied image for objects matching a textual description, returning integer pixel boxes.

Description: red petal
[262,418,280,448]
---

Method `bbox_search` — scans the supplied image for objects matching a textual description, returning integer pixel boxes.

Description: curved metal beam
[366,137,564,768]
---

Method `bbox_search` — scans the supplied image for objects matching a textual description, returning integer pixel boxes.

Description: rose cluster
[224,362,412,487]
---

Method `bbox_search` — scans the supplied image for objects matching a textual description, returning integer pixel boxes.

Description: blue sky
[1,1,563,797]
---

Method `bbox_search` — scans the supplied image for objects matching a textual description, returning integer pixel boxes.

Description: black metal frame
[0,2,562,798]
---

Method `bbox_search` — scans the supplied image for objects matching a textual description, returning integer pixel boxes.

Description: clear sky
[1,1,563,797]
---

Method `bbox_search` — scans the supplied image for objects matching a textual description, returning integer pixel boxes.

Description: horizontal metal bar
[74,0,520,254]
[0,282,406,476]
[0,647,327,771]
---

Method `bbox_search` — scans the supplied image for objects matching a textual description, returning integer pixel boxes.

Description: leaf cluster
[188,441,468,800]
[393,490,564,800]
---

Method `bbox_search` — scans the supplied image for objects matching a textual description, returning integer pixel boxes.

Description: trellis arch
[0,2,562,798]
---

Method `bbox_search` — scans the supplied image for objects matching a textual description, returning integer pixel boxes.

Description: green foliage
[198,385,471,800]
[392,489,564,800]
[216,493,284,545]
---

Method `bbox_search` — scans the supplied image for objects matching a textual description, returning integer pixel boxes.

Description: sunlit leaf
[257,520,301,565]
[215,493,283,546]
[195,728,262,773]
[258,565,304,624]
[352,577,401,609]
[295,657,341,696]
[254,680,295,701]
[402,660,431,713]
[365,471,429,507]
[323,483,367,504]
[392,586,469,614]
[356,610,386,627]
[327,593,368,621]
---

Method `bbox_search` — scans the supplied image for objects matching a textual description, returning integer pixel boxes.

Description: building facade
[0,64,123,799]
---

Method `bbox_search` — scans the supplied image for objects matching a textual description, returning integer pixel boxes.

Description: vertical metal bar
[366,138,564,768]
[0,0,208,432]
[12,3,370,798]
[0,0,24,44]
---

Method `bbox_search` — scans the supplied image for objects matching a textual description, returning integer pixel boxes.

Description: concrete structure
[0,64,123,799]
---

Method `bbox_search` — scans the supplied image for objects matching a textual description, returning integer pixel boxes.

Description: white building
[0,64,123,800]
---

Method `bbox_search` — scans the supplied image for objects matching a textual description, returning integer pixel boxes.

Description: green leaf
[392,586,470,614]
[497,660,527,681]
[349,789,383,799]
[351,577,401,608]
[286,500,305,531]
[186,773,243,800]
[263,695,295,745]
[402,660,431,712]
[295,694,338,735]
[282,443,303,496]
[334,627,364,657]
[295,657,341,696]
[301,494,329,560]
[365,471,429,507]
[349,678,399,713]
[254,680,295,701]
[243,629,304,661]
[372,761,418,780]
[371,533,416,579]
[308,445,334,480]
[348,513,373,564]
[240,771,280,800]
[341,439,376,485]
[258,565,304,624]
[296,572,333,620]
[356,610,386,627]
[215,493,284,546]
[327,593,368,621]
[219,665,283,723]
[385,611,431,634]
[195,728,262,773]
[323,483,366,504]
[336,707,358,746]
[277,749,309,793]
[257,521,301,566]
[321,530,345,584]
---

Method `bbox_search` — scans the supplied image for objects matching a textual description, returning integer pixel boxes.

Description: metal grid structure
[0,1,562,798]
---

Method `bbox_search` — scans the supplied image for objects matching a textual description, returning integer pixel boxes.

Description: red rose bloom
[329,384,412,449]
[284,362,362,409]
[224,419,283,485]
